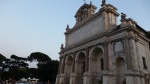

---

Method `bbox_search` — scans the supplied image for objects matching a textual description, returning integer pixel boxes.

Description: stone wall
[67,16,103,47]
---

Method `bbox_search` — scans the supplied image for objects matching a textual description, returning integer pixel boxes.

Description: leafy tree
[47,60,59,83]
[37,60,59,83]
[27,68,38,78]
[28,52,59,83]
[0,54,6,81]
[0,54,6,68]
[0,54,6,63]
[2,55,29,80]
[1,52,59,83]
[28,52,51,64]
[10,55,28,68]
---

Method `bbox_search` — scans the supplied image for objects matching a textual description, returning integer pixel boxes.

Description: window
[142,57,147,70]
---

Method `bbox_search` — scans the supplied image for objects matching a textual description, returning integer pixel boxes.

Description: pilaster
[123,37,132,70]
[88,57,92,84]
[58,57,62,74]
[103,41,109,70]
[85,47,89,71]
[62,57,66,73]
[72,52,76,73]
[128,36,139,71]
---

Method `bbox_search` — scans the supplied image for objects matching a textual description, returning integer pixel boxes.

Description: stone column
[85,48,89,71]
[141,76,146,84]
[103,41,109,84]
[83,48,90,84]
[58,57,62,74]
[88,51,93,84]
[144,75,147,84]
[134,39,144,84]
[71,53,76,84]
[129,37,139,71]
[103,42,109,70]
[126,74,134,84]
[62,57,66,73]
[123,37,132,70]
[72,52,76,73]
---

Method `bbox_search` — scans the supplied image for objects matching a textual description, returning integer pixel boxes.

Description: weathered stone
[55,1,150,84]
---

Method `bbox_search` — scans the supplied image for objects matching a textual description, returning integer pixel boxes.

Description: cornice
[62,26,149,54]
[99,4,119,16]
[100,7,119,16]
[64,32,106,52]
[63,27,127,53]
[130,27,150,42]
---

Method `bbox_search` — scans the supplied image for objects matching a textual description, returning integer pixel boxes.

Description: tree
[27,68,38,78]
[0,54,6,81]
[9,55,28,70]
[2,55,29,80]
[47,60,59,83]
[28,52,51,64]
[28,52,59,83]
[0,54,6,65]
[36,60,59,83]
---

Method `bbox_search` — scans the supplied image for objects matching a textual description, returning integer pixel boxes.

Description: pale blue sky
[0,0,150,63]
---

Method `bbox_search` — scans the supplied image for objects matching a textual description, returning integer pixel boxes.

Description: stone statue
[102,0,106,6]
[120,12,127,22]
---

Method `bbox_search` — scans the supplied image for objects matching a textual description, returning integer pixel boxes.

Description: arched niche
[116,57,126,84]
[75,52,86,75]
[90,47,104,73]
[65,55,73,75]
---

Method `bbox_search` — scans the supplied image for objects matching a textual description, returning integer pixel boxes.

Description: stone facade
[55,1,150,84]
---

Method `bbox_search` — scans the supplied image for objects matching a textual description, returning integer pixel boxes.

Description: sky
[0,0,150,67]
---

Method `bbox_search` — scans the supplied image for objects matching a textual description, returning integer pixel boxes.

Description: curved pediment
[75,4,92,18]
[74,2,97,24]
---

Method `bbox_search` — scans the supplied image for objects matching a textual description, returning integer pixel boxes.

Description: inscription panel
[114,41,123,53]
[138,43,146,57]
[67,16,103,47]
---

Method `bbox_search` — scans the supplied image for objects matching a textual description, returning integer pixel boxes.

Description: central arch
[90,47,104,73]
[90,47,104,84]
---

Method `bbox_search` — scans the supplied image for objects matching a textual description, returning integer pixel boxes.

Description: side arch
[75,52,86,75]
[89,45,104,58]
[64,55,73,75]
[115,57,127,84]
[75,50,86,61]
